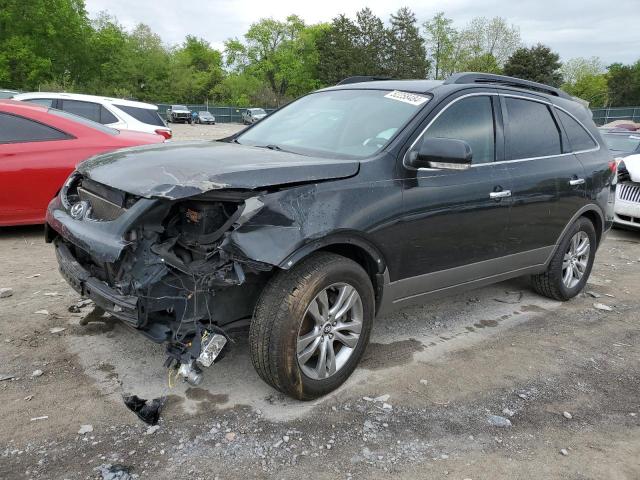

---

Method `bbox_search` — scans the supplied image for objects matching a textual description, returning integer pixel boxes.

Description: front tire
[531,217,597,301]
[250,252,374,400]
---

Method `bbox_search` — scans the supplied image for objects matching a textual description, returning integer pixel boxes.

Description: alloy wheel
[562,231,590,289]
[296,283,363,380]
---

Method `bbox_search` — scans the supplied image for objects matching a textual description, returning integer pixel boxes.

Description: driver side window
[420,96,496,164]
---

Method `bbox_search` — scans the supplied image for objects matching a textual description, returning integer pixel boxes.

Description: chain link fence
[157,104,276,123]
[591,107,640,126]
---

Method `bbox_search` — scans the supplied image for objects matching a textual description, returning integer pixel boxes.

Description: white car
[242,108,267,125]
[12,92,172,139]
[615,153,640,230]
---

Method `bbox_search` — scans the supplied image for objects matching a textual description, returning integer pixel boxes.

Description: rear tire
[250,252,374,400]
[531,217,597,301]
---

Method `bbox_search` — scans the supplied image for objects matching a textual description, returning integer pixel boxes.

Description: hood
[77,141,360,200]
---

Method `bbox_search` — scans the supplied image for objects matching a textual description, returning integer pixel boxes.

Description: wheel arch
[278,234,389,314]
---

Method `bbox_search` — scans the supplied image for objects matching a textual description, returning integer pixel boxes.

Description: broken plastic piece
[96,463,133,480]
[122,395,166,425]
[197,331,227,367]
[177,361,202,386]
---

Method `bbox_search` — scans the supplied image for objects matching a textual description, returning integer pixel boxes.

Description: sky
[84,0,639,66]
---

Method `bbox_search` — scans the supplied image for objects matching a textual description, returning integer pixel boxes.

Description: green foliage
[607,61,640,107]
[1,2,638,109]
[387,7,429,79]
[503,43,563,87]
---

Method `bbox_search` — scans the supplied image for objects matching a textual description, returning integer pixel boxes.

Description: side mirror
[407,138,472,170]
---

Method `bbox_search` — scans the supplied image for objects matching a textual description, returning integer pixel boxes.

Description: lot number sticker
[384,90,429,106]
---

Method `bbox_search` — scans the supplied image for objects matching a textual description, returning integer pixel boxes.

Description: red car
[0,100,164,226]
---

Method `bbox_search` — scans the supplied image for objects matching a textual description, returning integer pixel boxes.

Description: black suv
[46,73,615,400]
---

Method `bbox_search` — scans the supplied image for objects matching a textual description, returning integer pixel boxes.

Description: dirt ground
[0,124,639,479]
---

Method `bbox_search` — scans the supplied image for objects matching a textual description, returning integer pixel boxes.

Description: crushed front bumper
[55,240,140,325]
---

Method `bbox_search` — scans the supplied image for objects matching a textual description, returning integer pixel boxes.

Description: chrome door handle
[489,190,511,199]
[569,178,585,186]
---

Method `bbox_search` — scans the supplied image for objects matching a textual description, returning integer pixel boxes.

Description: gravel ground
[168,122,244,142]
[0,126,638,479]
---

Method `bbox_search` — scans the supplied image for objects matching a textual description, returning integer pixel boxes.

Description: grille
[617,182,640,203]
[78,187,126,221]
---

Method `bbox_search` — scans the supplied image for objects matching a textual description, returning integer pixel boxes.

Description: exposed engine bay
[53,175,276,384]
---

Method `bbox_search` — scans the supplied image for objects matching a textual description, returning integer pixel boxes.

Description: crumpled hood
[77,141,360,200]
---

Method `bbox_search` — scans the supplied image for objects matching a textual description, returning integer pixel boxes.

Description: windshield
[47,108,118,135]
[199,111,213,116]
[602,133,640,153]
[173,105,188,110]
[251,108,266,115]
[237,89,429,158]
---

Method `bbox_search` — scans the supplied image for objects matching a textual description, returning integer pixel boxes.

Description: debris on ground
[78,424,93,435]
[560,448,569,456]
[34,309,49,315]
[68,298,93,313]
[0,287,13,298]
[488,415,512,428]
[24,395,33,401]
[593,303,613,311]
[49,327,66,334]
[25,274,41,279]
[95,463,133,480]
[502,408,515,417]
[123,395,166,425]
[0,373,15,382]
[145,425,160,435]
[586,291,602,298]
[493,291,523,304]
[79,305,105,325]
[43,292,61,297]
[30,416,48,421]
[563,411,573,419]
[31,369,43,377]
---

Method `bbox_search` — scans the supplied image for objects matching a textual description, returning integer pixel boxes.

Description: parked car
[13,92,171,140]
[195,111,216,124]
[242,107,267,124]
[166,105,192,124]
[46,73,615,400]
[613,154,640,230]
[600,129,640,157]
[0,89,19,99]
[0,100,164,226]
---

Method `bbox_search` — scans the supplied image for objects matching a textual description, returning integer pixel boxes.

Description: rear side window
[421,96,495,164]
[62,100,101,123]
[100,106,118,124]
[0,112,70,143]
[556,109,597,151]
[114,104,165,126]
[24,98,55,108]
[504,97,561,159]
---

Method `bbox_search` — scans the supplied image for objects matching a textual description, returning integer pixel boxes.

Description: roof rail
[336,76,392,85]
[444,72,572,100]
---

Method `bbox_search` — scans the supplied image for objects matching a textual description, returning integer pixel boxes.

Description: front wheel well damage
[290,243,385,314]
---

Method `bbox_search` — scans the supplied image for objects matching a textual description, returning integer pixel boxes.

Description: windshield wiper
[259,144,283,151]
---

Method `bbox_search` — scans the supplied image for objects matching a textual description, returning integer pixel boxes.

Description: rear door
[499,94,586,256]
[0,112,75,225]
[391,91,513,300]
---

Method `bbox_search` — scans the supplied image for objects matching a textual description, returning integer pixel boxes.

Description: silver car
[242,108,267,125]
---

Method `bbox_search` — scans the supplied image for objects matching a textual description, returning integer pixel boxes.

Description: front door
[391,92,512,301]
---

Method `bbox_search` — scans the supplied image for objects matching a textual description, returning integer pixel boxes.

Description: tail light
[155,129,172,140]
[608,159,618,173]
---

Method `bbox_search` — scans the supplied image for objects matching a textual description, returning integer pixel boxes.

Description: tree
[386,7,429,79]
[170,36,224,102]
[461,17,521,67]
[316,15,359,85]
[423,12,455,79]
[607,61,640,107]
[560,57,604,85]
[0,0,91,89]
[354,8,388,76]
[225,15,320,105]
[560,57,607,107]
[503,43,563,87]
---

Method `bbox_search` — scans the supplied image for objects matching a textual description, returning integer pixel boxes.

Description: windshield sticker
[384,90,429,106]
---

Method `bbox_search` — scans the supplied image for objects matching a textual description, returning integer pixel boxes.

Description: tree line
[1,0,638,108]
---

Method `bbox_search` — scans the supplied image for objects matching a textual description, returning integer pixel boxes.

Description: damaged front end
[47,173,274,383]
